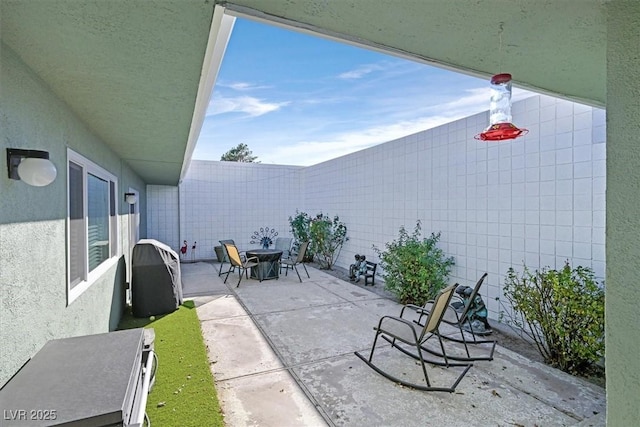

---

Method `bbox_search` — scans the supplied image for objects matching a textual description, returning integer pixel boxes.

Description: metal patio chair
[223,243,259,288]
[415,273,497,362]
[218,239,249,277]
[274,237,293,259]
[280,241,310,282]
[218,239,236,276]
[355,284,472,392]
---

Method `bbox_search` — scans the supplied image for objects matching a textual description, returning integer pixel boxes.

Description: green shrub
[501,263,605,375]
[288,210,313,261]
[373,221,454,305]
[309,213,348,270]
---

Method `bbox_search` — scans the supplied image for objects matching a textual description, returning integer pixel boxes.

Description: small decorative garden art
[250,227,278,249]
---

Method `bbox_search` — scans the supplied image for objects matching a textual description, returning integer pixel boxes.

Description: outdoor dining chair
[415,273,497,362]
[223,243,259,288]
[218,239,236,276]
[355,283,472,392]
[280,241,310,282]
[218,239,250,276]
[274,237,293,259]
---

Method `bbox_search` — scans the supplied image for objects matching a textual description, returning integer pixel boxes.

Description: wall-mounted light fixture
[6,148,57,187]
[124,192,137,205]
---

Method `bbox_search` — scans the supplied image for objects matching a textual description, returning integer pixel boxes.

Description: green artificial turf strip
[118,301,224,427]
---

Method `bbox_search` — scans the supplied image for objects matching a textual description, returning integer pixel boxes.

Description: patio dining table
[246,249,283,281]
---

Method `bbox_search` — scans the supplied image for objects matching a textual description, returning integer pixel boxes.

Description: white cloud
[424,86,534,117]
[227,82,254,90]
[260,88,535,166]
[196,86,538,165]
[217,81,271,91]
[337,63,384,79]
[207,95,289,117]
[261,115,452,166]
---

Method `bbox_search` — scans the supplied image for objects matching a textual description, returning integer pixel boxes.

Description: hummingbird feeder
[475,73,528,141]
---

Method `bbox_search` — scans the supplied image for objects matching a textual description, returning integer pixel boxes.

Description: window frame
[66,149,120,304]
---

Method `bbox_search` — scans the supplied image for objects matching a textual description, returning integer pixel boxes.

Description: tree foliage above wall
[220,143,258,162]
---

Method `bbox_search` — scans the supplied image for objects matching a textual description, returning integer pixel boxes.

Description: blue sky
[193,18,530,166]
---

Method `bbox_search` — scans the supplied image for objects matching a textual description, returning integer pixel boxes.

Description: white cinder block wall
[303,95,605,319]
[148,161,304,259]
[147,94,605,321]
[147,185,180,250]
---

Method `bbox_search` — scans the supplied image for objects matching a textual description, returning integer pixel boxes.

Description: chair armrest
[450,294,464,305]
[399,303,426,318]
[445,305,463,324]
[415,302,461,326]
[245,256,259,264]
[400,300,433,326]
[377,314,417,329]
[376,315,421,342]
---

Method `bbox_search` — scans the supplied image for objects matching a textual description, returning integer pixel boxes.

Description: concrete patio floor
[181,261,605,427]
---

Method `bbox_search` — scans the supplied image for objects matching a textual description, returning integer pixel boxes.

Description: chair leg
[353,329,382,364]
[415,341,432,388]
[220,261,235,277]
[302,262,310,278]
[224,268,232,284]
[368,331,382,361]
[436,333,451,366]
[293,264,302,282]
[237,267,245,288]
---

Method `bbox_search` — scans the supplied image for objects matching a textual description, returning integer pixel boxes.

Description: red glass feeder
[475,73,528,141]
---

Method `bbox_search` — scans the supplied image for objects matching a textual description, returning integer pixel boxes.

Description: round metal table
[246,249,283,281]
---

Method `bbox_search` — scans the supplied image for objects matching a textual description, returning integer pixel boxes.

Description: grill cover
[0,329,148,426]
[131,239,183,317]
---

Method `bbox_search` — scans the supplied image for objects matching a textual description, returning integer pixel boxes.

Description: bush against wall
[309,213,348,270]
[288,210,313,261]
[374,221,454,305]
[501,263,605,375]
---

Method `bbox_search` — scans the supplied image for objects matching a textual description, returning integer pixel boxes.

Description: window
[67,149,119,303]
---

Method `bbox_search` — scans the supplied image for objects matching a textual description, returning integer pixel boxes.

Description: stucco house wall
[0,44,146,386]
[605,4,640,422]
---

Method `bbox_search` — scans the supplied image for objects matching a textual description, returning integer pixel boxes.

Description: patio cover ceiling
[2,0,607,184]
[1,0,220,185]
[220,0,606,107]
